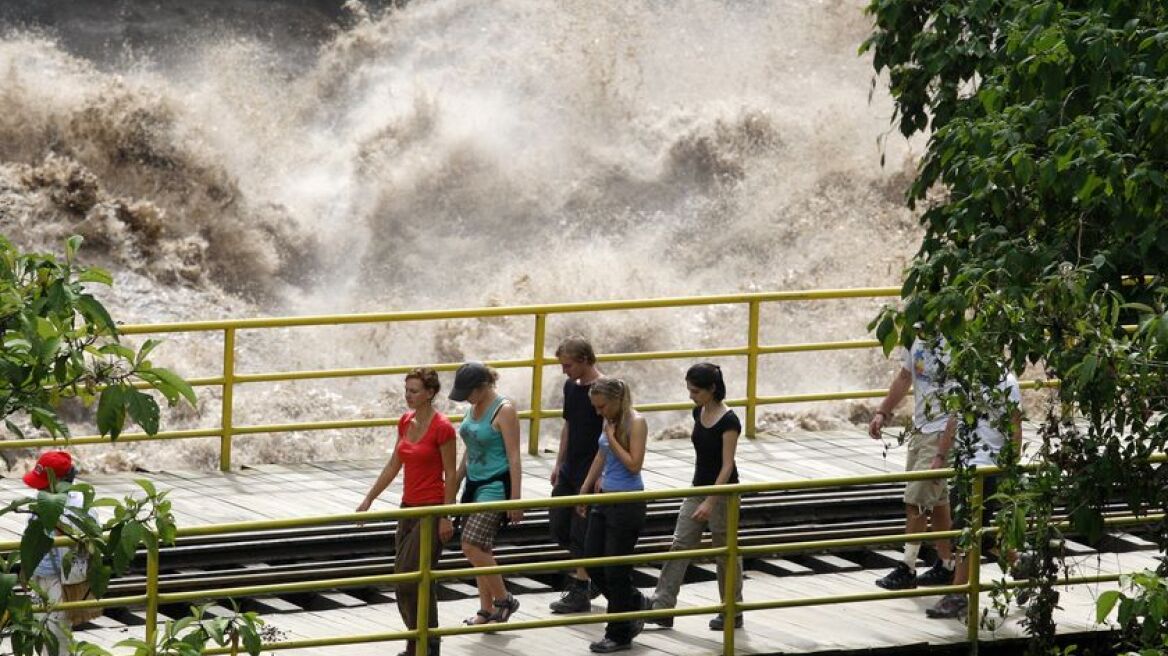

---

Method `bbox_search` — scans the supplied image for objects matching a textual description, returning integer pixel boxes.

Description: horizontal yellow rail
[17,457,1164,656]
[6,285,1066,465]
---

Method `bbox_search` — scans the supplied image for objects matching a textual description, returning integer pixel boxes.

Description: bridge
[0,287,1156,655]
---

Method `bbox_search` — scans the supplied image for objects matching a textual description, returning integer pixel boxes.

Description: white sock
[902,543,920,571]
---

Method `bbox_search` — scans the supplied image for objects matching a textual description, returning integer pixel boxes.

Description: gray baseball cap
[448,362,491,402]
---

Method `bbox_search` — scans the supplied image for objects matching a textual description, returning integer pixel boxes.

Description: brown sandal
[488,594,520,623]
[463,609,491,626]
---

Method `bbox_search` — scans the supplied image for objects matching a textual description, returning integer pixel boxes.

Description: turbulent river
[0,0,925,472]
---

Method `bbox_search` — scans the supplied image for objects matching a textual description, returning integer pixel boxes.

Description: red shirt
[395,411,456,505]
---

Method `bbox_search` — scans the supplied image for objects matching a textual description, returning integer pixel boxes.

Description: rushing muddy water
[0,0,928,472]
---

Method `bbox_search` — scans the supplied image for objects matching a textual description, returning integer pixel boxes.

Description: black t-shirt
[691,407,741,486]
[558,378,604,488]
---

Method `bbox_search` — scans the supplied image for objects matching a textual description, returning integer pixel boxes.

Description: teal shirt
[459,395,510,502]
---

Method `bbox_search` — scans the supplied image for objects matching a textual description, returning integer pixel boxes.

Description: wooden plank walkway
[0,425,1149,654]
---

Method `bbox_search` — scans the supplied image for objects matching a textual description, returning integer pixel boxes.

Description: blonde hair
[589,377,634,449]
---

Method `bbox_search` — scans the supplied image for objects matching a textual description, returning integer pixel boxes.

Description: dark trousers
[584,499,647,643]
[396,510,444,654]
[550,479,589,559]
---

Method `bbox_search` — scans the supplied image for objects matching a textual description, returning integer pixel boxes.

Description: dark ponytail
[686,363,726,402]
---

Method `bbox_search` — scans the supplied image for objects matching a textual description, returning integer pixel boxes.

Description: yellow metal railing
[3,287,919,469]
[20,460,1162,656]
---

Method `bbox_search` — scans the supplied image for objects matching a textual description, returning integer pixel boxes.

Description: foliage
[1097,570,1168,655]
[0,236,215,653]
[0,480,178,656]
[863,0,1168,651]
[1,235,195,441]
[104,603,264,656]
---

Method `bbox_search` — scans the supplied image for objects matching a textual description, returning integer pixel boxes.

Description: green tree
[1,237,262,654]
[2,235,195,441]
[863,0,1168,652]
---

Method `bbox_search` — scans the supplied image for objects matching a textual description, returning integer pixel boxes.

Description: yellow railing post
[219,328,236,472]
[415,516,435,656]
[145,539,160,649]
[966,471,985,652]
[746,301,761,437]
[528,313,547,455]
[723,493,741,655]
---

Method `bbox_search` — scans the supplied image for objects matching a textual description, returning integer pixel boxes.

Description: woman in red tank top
[357,368,458,656]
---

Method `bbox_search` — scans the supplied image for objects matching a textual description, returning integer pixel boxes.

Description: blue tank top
[460,395,510,502]
[599,432,643,492]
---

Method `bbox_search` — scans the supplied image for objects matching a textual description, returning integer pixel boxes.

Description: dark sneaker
[926,593,968,619]
[875,562,917,590]
[646,595,673,628]
[589,580,602,599]
[916,561,955,586]
[549,580,591,614]
[708,614,744,631]
[629,594,649,638]
[589,638,631,653]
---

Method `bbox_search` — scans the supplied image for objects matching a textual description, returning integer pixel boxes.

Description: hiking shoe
[589,638,631,653]
[926,593,968,619]
[875,562,917,590]
[709,614,744,631]
[550,580,591,614]
[916,561,955,586]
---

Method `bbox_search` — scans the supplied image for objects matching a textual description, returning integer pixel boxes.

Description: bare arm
[495,403,525,522]
[438,436,458,542]
[576,450,606,517]
[357,443,403,512]
[869,367,912,439]
[551,422,568,485]
[694,425,740,520]
[604,416,647,474]
[932,416,957,469]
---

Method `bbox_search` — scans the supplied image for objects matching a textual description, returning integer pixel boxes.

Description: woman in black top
[648,363,744,631]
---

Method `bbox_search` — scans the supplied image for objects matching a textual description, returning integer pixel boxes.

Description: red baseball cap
[23,451,74,490]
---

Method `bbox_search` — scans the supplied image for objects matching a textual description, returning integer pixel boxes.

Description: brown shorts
[461,511,505,550]
[904,430,950,509]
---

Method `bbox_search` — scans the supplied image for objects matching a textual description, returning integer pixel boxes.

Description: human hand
[692,499,714,521]
[355,500,371,526]
[508,509,525,524]
[576,504,589,518]
[868,412,886,439]
[438,517,454,542]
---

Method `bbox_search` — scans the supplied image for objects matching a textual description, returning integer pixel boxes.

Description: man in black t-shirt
[548,337,604,614]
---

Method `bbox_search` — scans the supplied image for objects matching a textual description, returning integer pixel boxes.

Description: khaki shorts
[904,430,949,509]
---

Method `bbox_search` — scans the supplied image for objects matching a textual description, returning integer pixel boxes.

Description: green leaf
[135,338,163,367]
[126,390,160,435]
[65,236,83,264]
[20,516,55,581]
[75,293,118,335]
[1096,589,1122,623]
[148,367,197,406]
[35,491,68,534]
[77,267,113,286]
[96,385,127,440]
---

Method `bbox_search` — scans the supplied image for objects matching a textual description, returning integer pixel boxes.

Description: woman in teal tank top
[449,362,524,627]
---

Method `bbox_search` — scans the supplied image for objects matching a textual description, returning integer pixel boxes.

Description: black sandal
[463,609,491,626]
[488,594,520,623]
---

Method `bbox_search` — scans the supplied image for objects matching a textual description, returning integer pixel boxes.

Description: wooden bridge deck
[0,426,1146,654]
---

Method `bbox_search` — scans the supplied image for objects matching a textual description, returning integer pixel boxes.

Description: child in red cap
[24,450,74,490]
[25,450,84,655]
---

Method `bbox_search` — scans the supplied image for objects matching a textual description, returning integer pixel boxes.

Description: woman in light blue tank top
[448,362,524,628]
[577,377,649,653]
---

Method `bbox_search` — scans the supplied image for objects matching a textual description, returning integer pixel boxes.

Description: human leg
[651,496,706,614]
[708,496,744,628]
